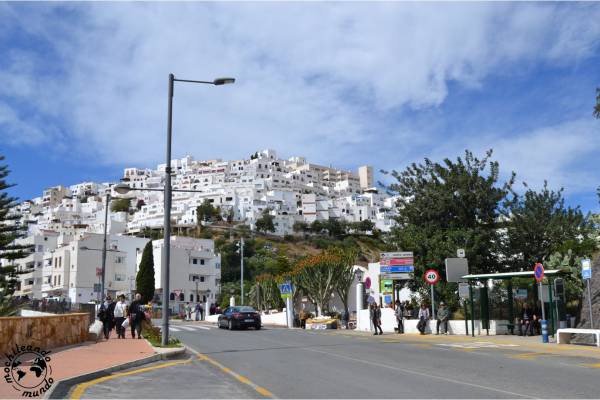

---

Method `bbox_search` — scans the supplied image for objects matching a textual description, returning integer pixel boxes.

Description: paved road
[82,323,600,398]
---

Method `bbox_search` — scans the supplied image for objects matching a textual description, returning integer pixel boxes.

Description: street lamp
[162,74,234,346]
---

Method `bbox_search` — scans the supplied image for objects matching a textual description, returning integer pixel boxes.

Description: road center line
[186,345,275,398]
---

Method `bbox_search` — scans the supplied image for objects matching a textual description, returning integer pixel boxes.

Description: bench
[556,328,600,347]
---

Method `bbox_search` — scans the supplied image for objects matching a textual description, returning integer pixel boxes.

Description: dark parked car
[218,306,261,330]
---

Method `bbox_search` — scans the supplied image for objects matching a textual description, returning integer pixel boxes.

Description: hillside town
[3,149,396,309]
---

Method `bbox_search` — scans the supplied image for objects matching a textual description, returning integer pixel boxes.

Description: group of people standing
[98,293,146,340]
[183,302,205,321]
[370,300,451,335]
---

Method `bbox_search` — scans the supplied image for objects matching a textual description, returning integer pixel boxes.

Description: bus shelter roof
[461,269,567,281]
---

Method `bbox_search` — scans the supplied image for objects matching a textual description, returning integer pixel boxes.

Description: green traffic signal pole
[469,282,475,337]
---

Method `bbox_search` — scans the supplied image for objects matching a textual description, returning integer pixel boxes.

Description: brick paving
[1,337,154,399]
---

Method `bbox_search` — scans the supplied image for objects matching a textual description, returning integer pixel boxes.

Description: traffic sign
[96,267,102,277]
[458,282,470,299]
[93,283,101,293]
[380,265,414,273]
[365,277,371,289]
[581,259,592,280]
[278,282,293,295]
[457,249,465,258]
[534,263,544,283]
[424,269,440,285]
[380,252,413,259]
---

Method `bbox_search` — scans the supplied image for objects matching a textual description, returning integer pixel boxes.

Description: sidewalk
[329,328,600,360]
[0,337,155,399]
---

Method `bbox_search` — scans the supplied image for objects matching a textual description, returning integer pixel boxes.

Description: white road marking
[169,327,181,332]
[183,325,211,330]
[177,326,197,331]
[438,341,520,349]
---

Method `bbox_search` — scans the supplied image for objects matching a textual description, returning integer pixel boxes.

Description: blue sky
[1,2,599,212]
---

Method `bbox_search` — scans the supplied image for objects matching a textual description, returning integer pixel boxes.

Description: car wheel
[218,319,222,329]
[228,320,233,330]
[255,324,261,330]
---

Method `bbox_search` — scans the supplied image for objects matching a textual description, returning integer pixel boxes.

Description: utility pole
[240,237,244,305]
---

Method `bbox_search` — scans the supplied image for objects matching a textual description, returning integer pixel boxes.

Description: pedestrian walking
[299,309,307,329]
[417,303,430,335]
[98,295,115,340]
[210,303,216,316]
[436,301,450,335]
[519,303,534,336]
[113,294,127,339]
[371,303,383,335]
[129,293,146,339]
[394,300,404,334]
[184,303,191,321]
[194,303,201,321]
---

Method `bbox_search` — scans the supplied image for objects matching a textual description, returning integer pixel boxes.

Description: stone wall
[0,313,89,354]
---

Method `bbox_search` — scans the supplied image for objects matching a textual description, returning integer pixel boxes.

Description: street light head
[213,77,235,86]
[114,183,132,195]
[79,246,89,251]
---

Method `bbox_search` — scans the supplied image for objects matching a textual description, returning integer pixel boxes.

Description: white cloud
[0,2,599,187]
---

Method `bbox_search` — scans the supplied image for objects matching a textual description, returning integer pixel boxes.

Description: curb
[45,345,186,399]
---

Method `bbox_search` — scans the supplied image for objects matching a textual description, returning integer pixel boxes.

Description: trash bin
[559,320,567,329]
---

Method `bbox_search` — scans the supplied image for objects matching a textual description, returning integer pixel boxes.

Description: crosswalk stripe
[169,327,181,332]
[182,325,211,330]
[177,326,197,331]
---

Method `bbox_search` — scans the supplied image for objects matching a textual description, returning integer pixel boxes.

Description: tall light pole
[162,74,234,346]
[101,191,109,302]
[238,237,244,305]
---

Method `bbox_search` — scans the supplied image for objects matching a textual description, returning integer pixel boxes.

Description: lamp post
[237,237,245,305]
[119,74,234,346]
[101,191,109,302]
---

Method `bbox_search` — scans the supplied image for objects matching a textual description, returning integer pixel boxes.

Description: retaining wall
[0,313,89,354]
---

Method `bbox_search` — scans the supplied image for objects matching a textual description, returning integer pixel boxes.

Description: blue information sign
[380,265,414,273]
[279,282,293,295]
[581,259,592,280]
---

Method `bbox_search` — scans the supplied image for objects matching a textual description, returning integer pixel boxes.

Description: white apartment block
[148,236,221,314]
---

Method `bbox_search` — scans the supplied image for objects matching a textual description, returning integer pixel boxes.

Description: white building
[148,236,221,314]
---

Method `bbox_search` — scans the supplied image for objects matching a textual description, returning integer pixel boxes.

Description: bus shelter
[461,269,568,336]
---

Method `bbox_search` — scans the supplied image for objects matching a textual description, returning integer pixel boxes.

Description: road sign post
[424,269,439,319]
[582,259,594,329]
[534,263,548,343]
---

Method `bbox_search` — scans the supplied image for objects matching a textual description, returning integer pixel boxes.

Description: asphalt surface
[81,322,600,399]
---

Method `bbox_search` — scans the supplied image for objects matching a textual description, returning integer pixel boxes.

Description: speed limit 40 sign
[424,269,440,285]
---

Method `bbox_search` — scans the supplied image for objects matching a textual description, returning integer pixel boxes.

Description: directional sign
[380,265,414,273]
[380,258,414,266]
[534,263,544,283]
[424,269,440,285]
[381,273,411,280]
[581,259,592,280]
[380,252,413,259]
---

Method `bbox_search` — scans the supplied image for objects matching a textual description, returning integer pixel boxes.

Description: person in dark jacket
[128,293,146,339]
[98,295,115,340]
[519,303,535,336]
[372,303,383,335]
[394,300,404,334]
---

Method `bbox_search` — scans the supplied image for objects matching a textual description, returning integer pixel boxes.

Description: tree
[136,241,155,303]
[196,199,219,224]
[386,149,514,305]
[110,198,130,212]
[294,253,339,316]
[504,182,595,270]
[594,87,600,119]
[330,248,358,319]
[293,221,309,233]
[0,156,32,315]
[255,209,275,234]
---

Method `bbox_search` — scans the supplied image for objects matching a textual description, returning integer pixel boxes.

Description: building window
[170,293,175,301]
[192,258,198,265]
[200,276,205,282]
[200,259,205,265]
[190,294,194,302]
[179,293,184,302]
[115,256,125,264]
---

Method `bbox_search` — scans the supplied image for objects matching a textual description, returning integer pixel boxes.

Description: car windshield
[233,306,256,312]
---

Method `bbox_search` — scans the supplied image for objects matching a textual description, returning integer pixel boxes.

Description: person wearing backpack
[98,295,115,340]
